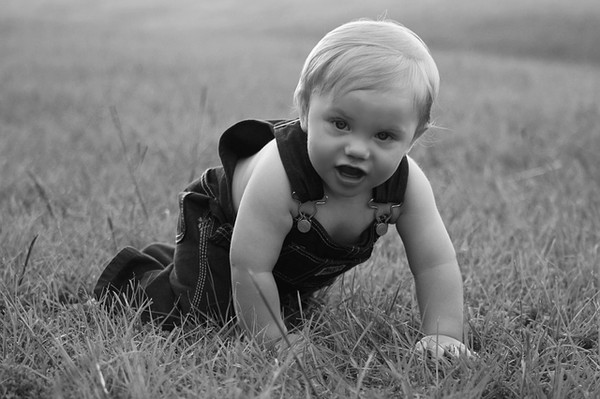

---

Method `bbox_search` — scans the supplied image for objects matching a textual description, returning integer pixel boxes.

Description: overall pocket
[273,243,364,289]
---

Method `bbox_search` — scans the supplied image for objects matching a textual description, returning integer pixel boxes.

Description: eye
[333,119,350,131]
[375,131,394,141]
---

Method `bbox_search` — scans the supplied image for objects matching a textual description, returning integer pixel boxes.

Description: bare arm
[230,141,295,345]
[396,157,464,341]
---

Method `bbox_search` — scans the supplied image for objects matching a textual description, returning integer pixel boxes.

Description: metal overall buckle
[292,192,328,233]
[368,199,403,236]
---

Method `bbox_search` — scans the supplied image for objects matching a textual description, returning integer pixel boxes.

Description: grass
[1,0,600,397]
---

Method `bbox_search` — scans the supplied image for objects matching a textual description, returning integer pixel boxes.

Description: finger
[414,338,433,354]
[453,344,473,357]
[444,344,460,358]
[425,344,445,360]
[444,343,476,359]
[414,342,425,354]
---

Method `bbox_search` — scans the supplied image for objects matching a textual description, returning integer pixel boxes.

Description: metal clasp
[368,199,403,236]
[292,192,328,233]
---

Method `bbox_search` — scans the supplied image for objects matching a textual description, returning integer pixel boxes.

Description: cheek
[307,136,332,172]
[308,140,322,158]
[306,137,319,164]
[375,151,405,174]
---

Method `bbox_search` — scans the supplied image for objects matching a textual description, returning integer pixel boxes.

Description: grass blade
[26,171,55,219]
[109,106,149,219]
[17,234,38,288]
[247,271,320,398]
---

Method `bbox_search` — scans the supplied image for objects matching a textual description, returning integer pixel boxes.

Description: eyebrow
[329,107,354,122]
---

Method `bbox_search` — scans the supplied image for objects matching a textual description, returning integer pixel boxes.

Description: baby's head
[294,19,439,141]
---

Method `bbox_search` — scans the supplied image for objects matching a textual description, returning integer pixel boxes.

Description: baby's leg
[141,243,175,267]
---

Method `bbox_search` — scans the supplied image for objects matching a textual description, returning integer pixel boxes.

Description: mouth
[335,165,367,180]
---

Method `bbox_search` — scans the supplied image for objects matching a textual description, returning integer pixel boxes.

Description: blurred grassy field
[2,0,600,397]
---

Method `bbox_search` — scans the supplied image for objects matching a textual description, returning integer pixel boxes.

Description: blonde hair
[294,19,440,138]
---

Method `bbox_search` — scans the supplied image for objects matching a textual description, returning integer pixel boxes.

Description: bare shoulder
[230,140,296,272]
[232,139,295,216]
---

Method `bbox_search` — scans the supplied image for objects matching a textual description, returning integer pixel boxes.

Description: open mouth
[336,165,366,180]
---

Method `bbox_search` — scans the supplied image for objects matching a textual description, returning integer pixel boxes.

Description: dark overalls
[94,119,409,327]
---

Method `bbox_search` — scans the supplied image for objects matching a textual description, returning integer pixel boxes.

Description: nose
[344,137,370,160]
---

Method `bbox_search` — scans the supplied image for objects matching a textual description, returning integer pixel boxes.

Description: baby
[95,19,470,358]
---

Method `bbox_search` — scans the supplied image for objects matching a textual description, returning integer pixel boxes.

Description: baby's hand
[415,335,473,360]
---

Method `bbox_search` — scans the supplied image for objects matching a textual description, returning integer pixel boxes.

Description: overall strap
[218,119,276,171]
[218,118,325,203]
[274,119,410,236]
[217,119,277,221]
[369,156,409,234]
[372,156,409,204]
[220,119,409,229]
[273,120,324,203]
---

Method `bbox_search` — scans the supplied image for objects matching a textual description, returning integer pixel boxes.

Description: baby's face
[304,88,419,199]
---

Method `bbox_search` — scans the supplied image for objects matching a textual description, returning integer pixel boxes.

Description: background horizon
[2,1,599,397]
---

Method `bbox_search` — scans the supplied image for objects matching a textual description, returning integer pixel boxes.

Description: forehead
[313,65,428,113]
[324,87,416,110]
[311,89,420,131]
